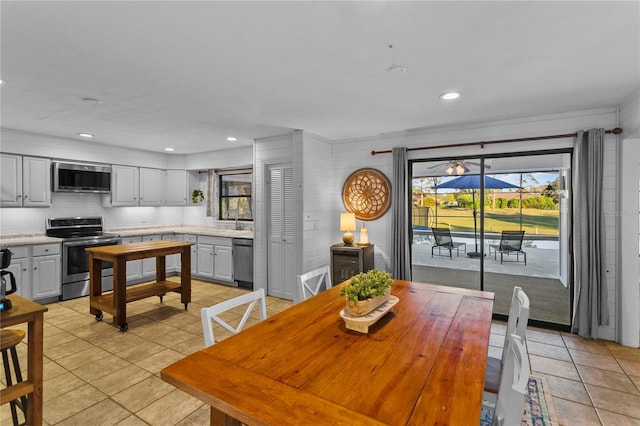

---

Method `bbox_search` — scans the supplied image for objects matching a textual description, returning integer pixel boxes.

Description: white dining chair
[200,288,267,348]
[297,266,332,302]
[484,286,529,396]
[482,334,530,426]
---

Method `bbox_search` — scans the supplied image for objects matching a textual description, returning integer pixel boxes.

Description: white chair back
[501,286,529,364]
[297,266,332,302]
[493,334,529,426]
[200,289,267,348]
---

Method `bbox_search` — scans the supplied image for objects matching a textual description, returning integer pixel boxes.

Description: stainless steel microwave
[52,161,111,193]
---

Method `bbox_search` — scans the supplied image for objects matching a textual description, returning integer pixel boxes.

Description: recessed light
[440,91,462,100]
[77,133,94,138]
[0,79,5,85]
[386,64,407,73]
[164,148,174,152]
[226,136,238,142]
[82,97,103,105]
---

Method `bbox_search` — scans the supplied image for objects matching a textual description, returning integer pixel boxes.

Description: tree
[542,177,560,204]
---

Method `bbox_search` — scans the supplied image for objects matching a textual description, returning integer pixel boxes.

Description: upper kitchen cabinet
[109,165,139,206]
[139,167,164,206]
[0,154,51,207]
[165,170,188,206]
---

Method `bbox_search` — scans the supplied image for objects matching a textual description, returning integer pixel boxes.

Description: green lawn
[420,207,559,236]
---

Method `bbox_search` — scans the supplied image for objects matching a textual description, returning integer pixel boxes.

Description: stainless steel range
[46,217,121,300]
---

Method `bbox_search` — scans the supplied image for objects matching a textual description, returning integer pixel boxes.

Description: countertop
[0,225,254,247]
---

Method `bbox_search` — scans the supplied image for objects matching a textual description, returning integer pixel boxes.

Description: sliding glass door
[410,151,572,328]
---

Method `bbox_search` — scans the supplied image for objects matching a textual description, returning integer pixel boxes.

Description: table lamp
[340,212,356,245]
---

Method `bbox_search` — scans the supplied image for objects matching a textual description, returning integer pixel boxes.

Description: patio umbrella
[435,175,519,257]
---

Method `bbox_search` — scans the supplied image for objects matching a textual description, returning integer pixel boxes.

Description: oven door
[62,237,121,284]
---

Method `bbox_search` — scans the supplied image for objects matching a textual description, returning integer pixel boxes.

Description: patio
[411,238,570,325]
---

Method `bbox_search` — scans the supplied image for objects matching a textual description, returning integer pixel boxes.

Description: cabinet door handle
[33,267,38,270]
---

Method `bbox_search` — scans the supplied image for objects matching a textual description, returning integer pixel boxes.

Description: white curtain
[392,147,411,280]
[571,129,608,338]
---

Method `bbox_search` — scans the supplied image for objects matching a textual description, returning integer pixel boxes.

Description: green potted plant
[340,269,394,317]
[191,189,205,205]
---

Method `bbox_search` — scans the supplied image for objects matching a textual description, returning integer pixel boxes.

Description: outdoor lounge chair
[431,227,467,259]
[489,230,527,265]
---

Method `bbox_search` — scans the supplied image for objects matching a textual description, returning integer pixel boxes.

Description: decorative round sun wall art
[342,168,392,221]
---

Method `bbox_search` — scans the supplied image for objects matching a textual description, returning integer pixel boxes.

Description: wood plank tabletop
[85,240,193,261]
[162,280,494,426]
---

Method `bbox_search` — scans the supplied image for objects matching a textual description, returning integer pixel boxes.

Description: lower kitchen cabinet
[162,234,183,273]
[32,243,61,300]
[184,234,198,275]
[3,246,30,298]
[121,236,143,283]
[197,236,234,284]
[214,244,233,282]
[142,234,161,277]
[3,244,61,301]
[197,241,214,279]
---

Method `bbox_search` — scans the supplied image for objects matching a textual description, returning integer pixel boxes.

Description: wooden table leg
[26,313,44,426]
[113,257,128,331]
[89,254,102,317]
[180,247,191,309]
[156,255,166,282]
[210,406,241,426]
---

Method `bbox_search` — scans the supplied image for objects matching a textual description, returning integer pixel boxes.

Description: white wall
[330,108,620,340]
[300,132,333,274]
[618,90,640,347]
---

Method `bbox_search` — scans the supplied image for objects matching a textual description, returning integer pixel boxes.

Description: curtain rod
[370,127,623,156]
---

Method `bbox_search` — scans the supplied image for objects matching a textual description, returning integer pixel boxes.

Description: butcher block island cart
[86,240,192,331]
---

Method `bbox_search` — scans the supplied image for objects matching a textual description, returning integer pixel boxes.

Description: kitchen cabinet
[110,165,139,206]
[214,244,233,282]
[139,168,164,206]
[165,170,188,206]
[0,154,51,207]
[162,234,183,272]
[184,234,198,275]
[197,236,234,284]
[32,243,61,300]
[330,244,374,286]
[3,246,29,298]
[1,244,60,301]
[197,241,214,279]
[142,234,161,277]
[121,236,143,283]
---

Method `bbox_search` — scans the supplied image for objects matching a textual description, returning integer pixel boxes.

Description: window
[218,171,253,221]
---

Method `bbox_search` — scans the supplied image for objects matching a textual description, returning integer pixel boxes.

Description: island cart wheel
[95,313,103,321]
[119,323,128,332]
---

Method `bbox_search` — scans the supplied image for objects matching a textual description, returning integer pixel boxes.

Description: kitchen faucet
[225,209,240,230]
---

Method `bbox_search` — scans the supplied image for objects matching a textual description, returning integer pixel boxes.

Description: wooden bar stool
[1,329,27,426]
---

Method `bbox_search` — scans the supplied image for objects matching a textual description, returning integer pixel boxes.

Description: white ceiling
[1,1,638,155]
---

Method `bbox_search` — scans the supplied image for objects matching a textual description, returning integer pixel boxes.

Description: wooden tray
[340,296,399,333]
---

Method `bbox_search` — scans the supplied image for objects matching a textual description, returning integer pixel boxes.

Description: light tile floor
[2,279,639,425]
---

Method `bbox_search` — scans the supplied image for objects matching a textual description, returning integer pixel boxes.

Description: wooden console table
[1,295,48,425]
[86,240,192,332]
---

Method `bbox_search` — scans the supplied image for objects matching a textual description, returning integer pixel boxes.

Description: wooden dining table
[161,280,494,425]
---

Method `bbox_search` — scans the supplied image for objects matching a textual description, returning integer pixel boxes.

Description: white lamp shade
[340,212,356,231]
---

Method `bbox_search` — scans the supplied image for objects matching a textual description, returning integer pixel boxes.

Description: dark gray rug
[411,265,570,325]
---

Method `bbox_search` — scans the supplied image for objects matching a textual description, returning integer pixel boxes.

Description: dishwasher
[233,239,254,289]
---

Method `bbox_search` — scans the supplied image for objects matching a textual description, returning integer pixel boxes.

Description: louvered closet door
[267,163,296,299]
